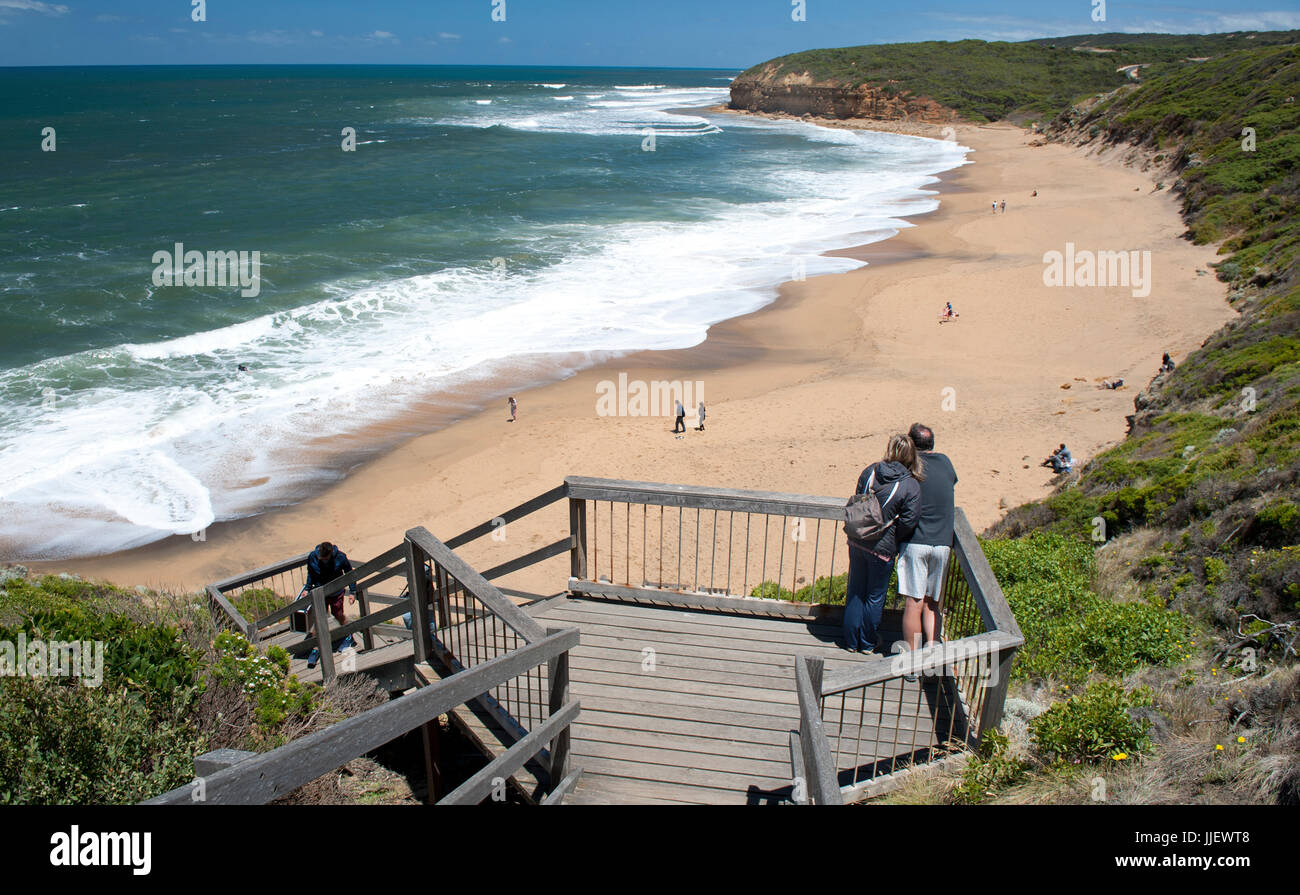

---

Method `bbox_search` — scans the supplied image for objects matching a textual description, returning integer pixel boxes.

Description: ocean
[0,65,970,559]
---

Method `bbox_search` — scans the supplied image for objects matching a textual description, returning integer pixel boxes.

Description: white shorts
[897,543,951,600]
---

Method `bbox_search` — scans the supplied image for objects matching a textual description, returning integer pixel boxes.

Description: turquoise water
[0,65,969,558]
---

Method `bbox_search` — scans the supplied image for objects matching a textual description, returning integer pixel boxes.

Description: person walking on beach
[508,396,517,422]
[999,199,1007,213]
[673,399,686,433]
[303,541,356,669]
[842,434,922,655]
[695,401,706,431]
[896,424,958,680]
[991,201,997,213]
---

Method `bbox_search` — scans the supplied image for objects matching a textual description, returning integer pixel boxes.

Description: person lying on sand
[1101,378,1124,389]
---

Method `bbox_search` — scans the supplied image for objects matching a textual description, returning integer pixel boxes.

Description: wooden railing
[406,526,573,787]
[563,475,853,619]
[208,543,414,684]
[808,509,1023,801]
[142,626,581,805]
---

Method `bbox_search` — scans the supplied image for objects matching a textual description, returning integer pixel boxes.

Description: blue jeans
[843,546,894,652]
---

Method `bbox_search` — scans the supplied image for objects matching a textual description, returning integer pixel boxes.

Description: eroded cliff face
[728,67,959,122]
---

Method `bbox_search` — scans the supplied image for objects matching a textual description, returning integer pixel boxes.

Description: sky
[1,0,1298,68]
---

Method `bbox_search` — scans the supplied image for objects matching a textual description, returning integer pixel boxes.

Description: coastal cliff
[728,66,959,121]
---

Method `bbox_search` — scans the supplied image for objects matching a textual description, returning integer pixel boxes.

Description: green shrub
[0,677,201,804]
[950,729,1025,804]
[207,632,318,730]
[982,533,1191,682]
[1252,500,1300,547]
[231,587,286,623]
[0,605,201,704]
[1029,681,1155,763]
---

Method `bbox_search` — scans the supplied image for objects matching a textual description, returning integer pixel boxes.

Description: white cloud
[499,36,512,43]
[438,32,462,40]
[0,0,69,15]
[311,29,324,37]
[370,30,396,40]
[1212,11,1300,30]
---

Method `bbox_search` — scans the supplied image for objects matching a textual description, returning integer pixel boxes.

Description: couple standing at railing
[842,424,958,678]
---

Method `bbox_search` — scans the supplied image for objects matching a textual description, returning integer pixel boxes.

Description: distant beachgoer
[991,202,997,213]
[897,424,958,678]
[1040,444,1073,474]
[1000,199,1007,213]
[237,364,249,372]
[508,396,517,422]
[1102,378,1124,390]
[303,541,356,669]
[695,402,706,431]
[674,399,686,433]
[1161,352,1176,373]
[1032,190,1038,197]
[842,434,922,655]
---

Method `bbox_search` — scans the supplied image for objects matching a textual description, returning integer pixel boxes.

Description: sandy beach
[35,121,1236,593]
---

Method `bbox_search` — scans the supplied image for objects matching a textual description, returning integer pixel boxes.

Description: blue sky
[2,0,1298,68]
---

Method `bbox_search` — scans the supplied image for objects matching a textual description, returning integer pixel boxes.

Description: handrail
[820,630,1021,696]
[565,475,847,519]
[951,509,1022,641]
[794,657,842,805]
[445,484,568,550]
[212,552,311,591]
[406,526,546,643]
[207,584,253,638]
[142,627,580,805]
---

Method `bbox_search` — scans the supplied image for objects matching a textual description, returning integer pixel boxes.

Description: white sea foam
[0,85,970,560]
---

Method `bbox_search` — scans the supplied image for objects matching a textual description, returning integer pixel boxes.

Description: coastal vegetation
[969,39,1300,806]
[730,31,1300,123]
[0,573,386,804]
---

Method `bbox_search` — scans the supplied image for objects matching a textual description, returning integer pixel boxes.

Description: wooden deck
[198,478,1018,806]
[520,596,947,805]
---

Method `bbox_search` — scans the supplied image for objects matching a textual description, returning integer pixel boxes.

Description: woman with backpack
[842,434,923,654]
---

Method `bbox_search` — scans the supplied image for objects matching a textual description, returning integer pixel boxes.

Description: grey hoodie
[851,460,921,559]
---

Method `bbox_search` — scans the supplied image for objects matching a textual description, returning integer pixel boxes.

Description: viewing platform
[148,476,1022,806]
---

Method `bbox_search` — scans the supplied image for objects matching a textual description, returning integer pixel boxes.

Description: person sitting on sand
[1040,444,1073,474]
[1101,377,1124,390]
[303,541,356,669]
[1161,352,1176,373]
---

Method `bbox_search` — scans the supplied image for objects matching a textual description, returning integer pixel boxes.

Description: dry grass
[1093,527,1167,603]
